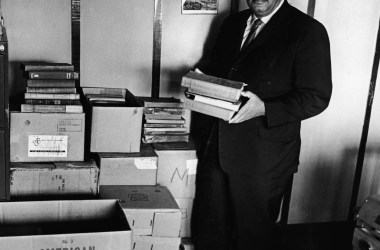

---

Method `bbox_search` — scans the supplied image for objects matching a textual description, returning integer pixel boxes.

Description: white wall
[2,0,71,99]
[80,0,154,96]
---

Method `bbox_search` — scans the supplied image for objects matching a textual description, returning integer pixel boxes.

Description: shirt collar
[249,0,284,24]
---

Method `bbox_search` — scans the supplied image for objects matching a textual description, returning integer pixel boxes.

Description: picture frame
[181,0,218,15]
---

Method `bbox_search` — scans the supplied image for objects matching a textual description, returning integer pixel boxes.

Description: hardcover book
[144,114,183,120]
[28,71,79,80]
[145,118,186,124]
[24,93,80,100]
[26,87,77,94]
[20,62,75,72]
[138,97,184,108]
[144,127,188,135]
[143,134,189,143]
[21,104,83,113]
[27,79,76,88]
[181,71,246,103]
[185,89,242,111]
[144,107,185,115]
[183,98,236,121]
[25,99,81,105]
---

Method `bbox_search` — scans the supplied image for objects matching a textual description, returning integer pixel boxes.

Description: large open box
[10,160,99,197]
[83,87,143,153]
[10,112,85,162]
[99,185,181,237]
[0,199,132,250]
[153,143,198,199]
[98,143,157,186]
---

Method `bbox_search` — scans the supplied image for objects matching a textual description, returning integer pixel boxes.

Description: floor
[279,221,354,250]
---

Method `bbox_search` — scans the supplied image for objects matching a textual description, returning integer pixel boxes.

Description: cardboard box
[176,198,194,237]
[133,235,181,250]
[99,185,181,237]
[10,112,85,162]
[98,144,157,186]
[154,144,198,199]
[10,160,99,197]
[0,199,132,250]
[83,87,143,153]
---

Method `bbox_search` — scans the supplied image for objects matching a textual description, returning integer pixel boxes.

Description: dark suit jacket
[199,1,332,176]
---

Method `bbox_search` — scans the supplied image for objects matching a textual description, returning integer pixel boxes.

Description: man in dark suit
[192,0,332,249]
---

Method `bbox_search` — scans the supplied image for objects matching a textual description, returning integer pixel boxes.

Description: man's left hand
[229,91,265,124]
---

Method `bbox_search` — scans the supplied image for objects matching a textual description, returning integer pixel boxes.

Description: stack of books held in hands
[20,62,82,113]
[138,97,189,143]
[181,71,247,121]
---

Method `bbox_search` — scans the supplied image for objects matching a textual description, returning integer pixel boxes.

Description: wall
[2,0,380,224]
[2,0,71,102]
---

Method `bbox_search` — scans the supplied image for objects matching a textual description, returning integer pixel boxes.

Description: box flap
[152,212,181,237]
[99,185,179,210]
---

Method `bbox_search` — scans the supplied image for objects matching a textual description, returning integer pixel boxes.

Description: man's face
[246,0,282,18]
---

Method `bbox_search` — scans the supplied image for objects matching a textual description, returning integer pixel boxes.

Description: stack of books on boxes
[9,62,98,200]
[138,97,189,143]
[20,62,83,113]
[181,71,246,121]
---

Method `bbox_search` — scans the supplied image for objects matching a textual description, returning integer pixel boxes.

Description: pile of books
[181,71,246,121]
[20,62,82,113]
[138,97,189,143]
[82,87,127,104]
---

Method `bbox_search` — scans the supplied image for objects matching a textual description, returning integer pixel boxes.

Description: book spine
[25,99,80,105]
[144,128,188,135]
[27,79,76,88]
[182,77,240,102]
[143,134,189,143]
[21,104,83,113]
[183,98,235,121]
[24,93,80,100]
[28,72,79,79]
[143,107,184,115]
[144,123,184,128]
[24,65,74,71]
[26,87,77,94]
[144,114,183,120]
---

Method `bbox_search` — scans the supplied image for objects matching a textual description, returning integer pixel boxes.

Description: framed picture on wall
[181,0,218,14]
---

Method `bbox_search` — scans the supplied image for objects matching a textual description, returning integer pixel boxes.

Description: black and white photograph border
[181,0,218,15]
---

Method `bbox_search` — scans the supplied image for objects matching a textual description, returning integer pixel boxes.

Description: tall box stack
[83,87,143,153]
[100,185,182,250]
[153,142,198,237]
[138,97,189,143]
[9,62,100,199]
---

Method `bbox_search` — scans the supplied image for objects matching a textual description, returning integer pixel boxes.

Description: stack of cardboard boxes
[9,63,99,198]
[6,76,198,249]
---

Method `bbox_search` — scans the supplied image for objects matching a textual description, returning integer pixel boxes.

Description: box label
[57,119,83,132]
[186,159,198,175]
[28,135,68,157]
[134,158,157,169]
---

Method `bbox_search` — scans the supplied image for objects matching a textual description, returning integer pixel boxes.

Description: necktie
[241,18,263,50]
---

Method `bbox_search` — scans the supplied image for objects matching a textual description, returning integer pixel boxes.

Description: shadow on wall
[291,147,359,223]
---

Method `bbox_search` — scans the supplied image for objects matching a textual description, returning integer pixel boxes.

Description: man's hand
[229,91,265,124]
